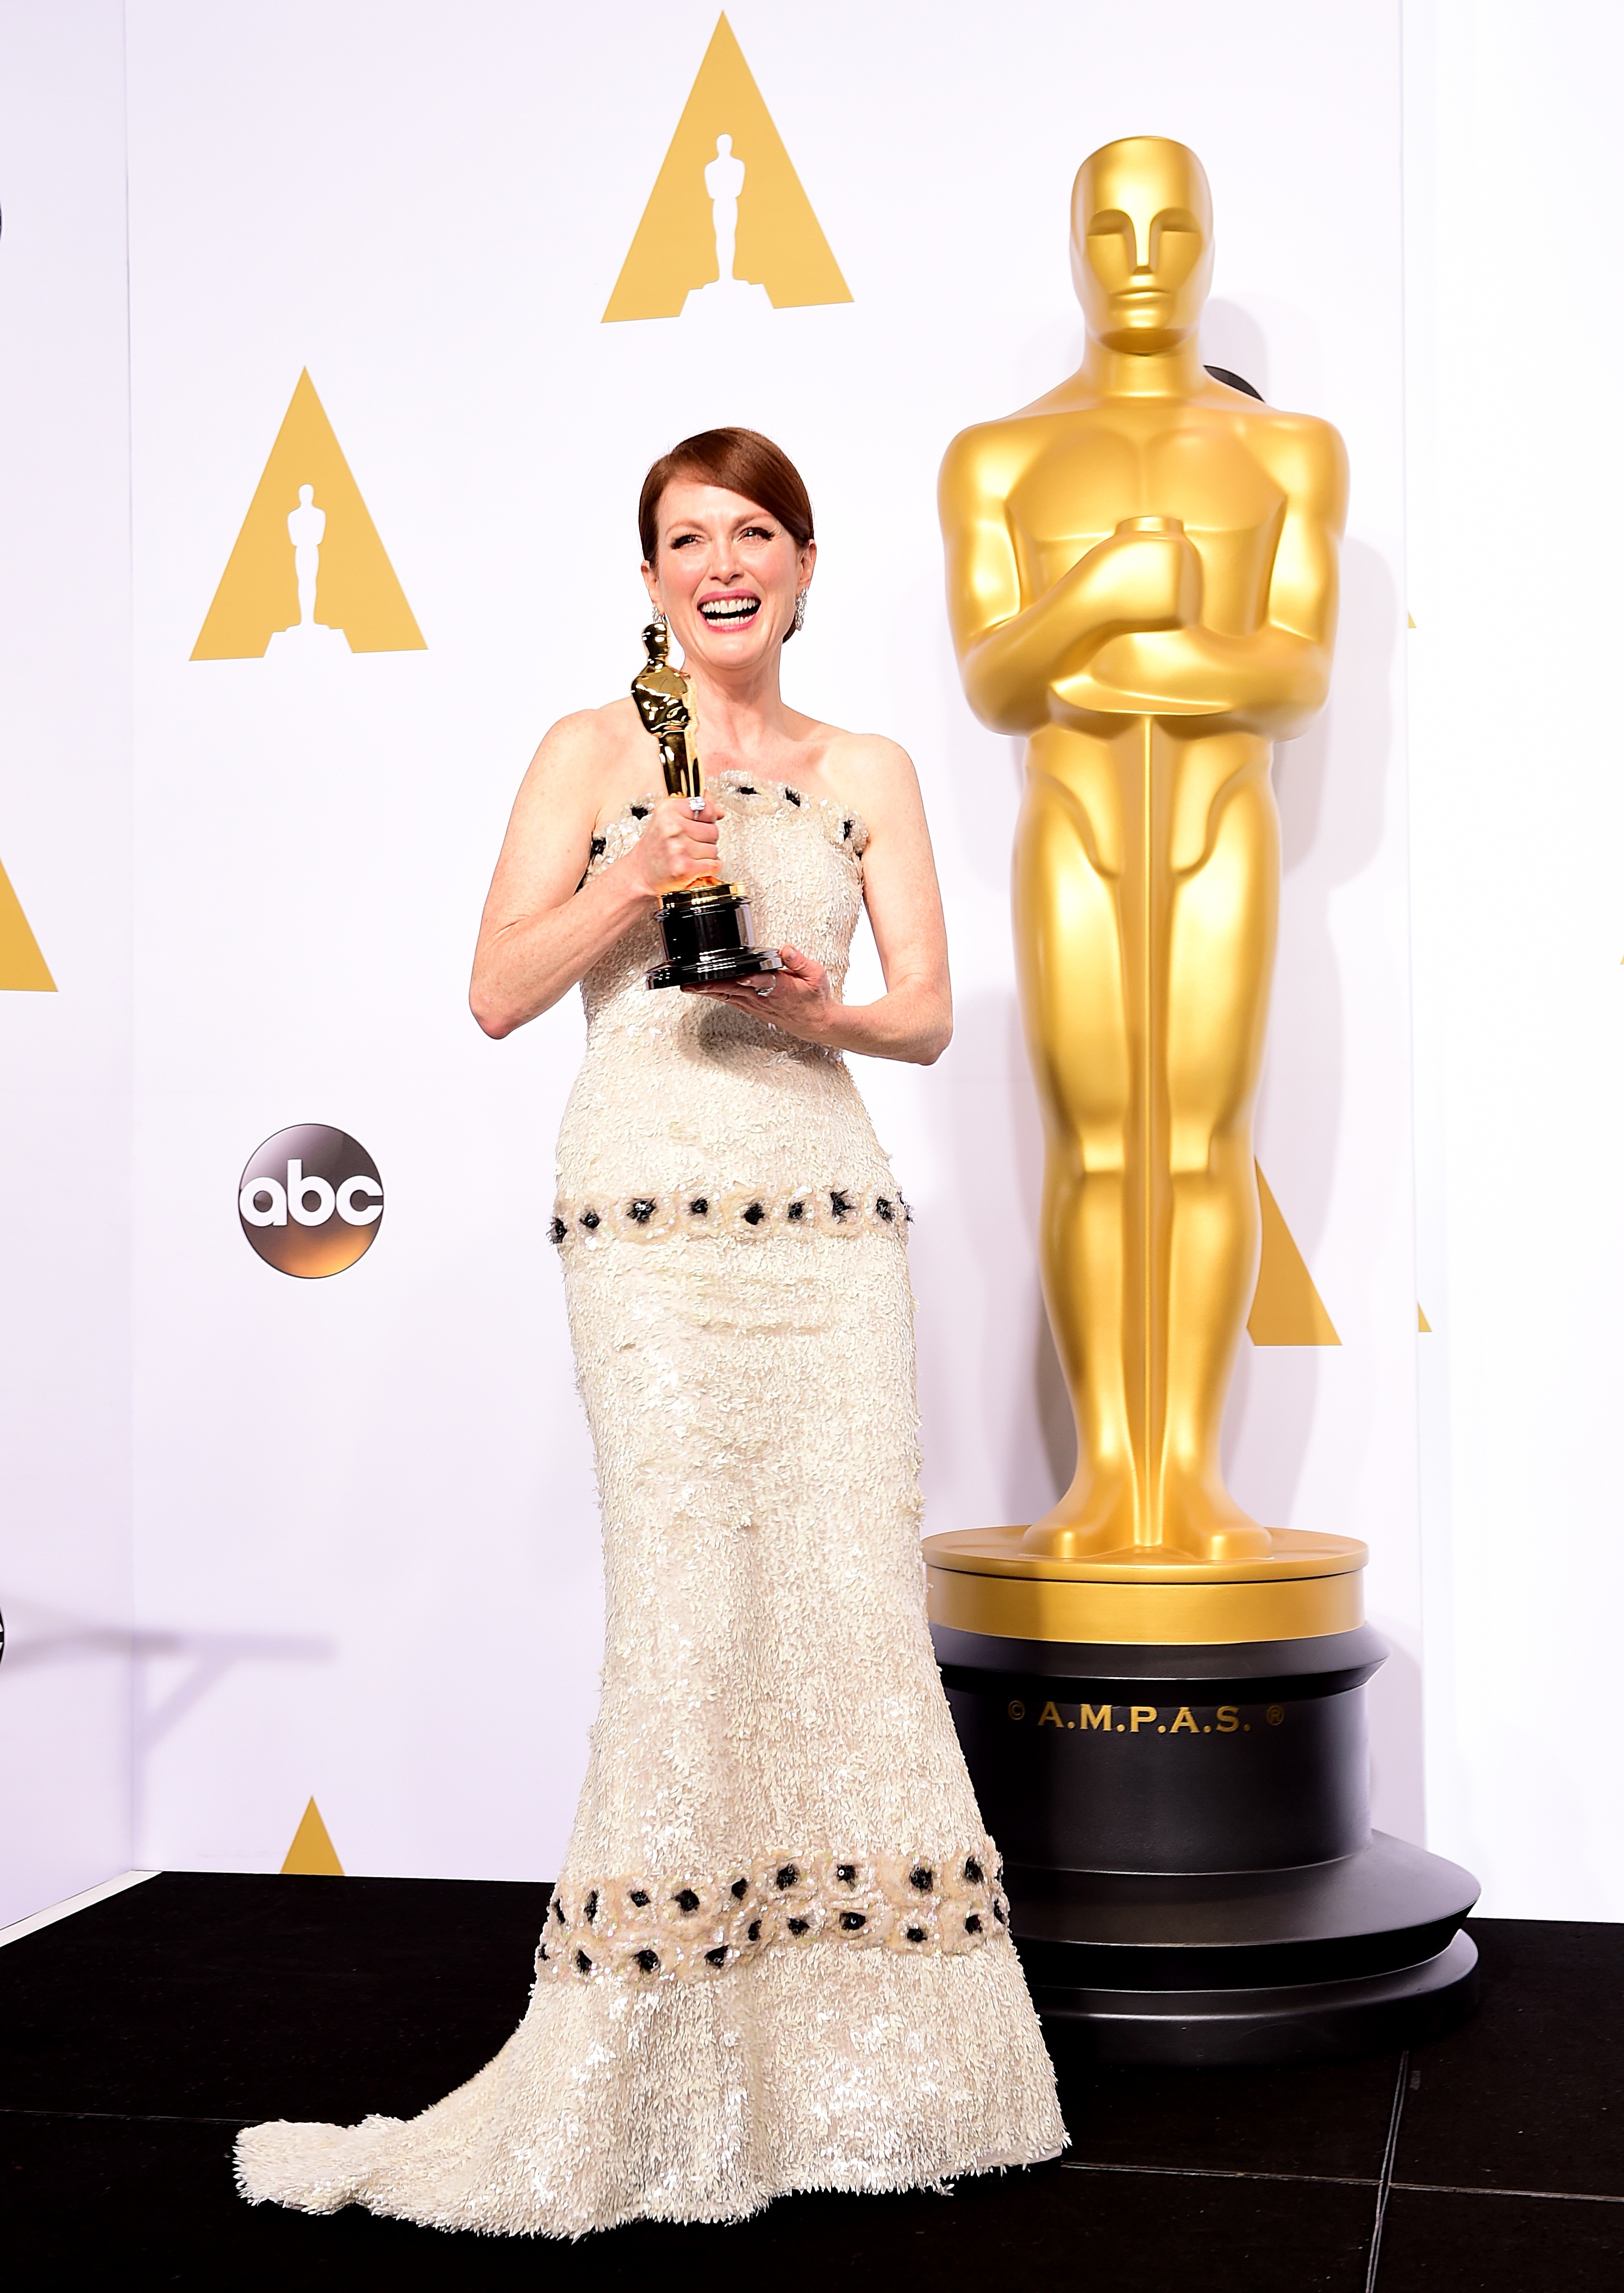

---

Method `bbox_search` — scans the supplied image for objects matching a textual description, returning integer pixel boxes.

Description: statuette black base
[935,1621,1481,2065]
[646,885,784,992]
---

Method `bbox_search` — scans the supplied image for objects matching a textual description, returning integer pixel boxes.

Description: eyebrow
[664,515,778,539]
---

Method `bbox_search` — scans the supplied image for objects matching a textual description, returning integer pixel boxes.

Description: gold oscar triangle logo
[1248,1163,1340,1346]
[0,854,54,991]
[280,1796,345,1875]
[604,14,851,322]
[192,371,425,660]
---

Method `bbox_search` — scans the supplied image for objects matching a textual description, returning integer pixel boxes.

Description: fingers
[682,978,780,1008]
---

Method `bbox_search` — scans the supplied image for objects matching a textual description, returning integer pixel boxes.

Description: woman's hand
[684,944,833,1042]
[624,795,724,899]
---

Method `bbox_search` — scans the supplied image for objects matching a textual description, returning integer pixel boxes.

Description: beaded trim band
[588,775,870,871]
[550,1186,911,1246]
[536,1845,1009,1986]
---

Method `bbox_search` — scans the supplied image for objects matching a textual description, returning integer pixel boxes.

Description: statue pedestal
[264,619,352,657]
[680,276,773,317]
[926,1530,1479,2065]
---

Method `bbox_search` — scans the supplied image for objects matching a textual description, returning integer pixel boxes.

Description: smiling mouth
[699,593,762,628]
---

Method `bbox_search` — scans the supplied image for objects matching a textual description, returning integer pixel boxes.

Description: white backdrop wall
[121,0,1421,1885]
[1405,0,1624,1919]
[0,0,135,1927]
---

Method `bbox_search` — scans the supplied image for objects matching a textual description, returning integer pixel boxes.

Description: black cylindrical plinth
[646,886,783,990]
[935,1621,1479,2065]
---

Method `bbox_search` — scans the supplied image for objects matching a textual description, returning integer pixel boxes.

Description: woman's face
[642,479,814,674]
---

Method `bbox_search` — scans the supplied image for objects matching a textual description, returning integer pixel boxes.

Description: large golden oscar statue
[928,134,1364,1645]
[926,139,1477,2063]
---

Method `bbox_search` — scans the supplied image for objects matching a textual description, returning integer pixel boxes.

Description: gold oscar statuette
[630,617,783,992]
[930,136,1365,1642]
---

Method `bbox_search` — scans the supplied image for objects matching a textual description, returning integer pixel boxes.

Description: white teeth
[699,596,760,622]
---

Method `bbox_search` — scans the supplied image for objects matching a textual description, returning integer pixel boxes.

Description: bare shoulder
[517,697,644,802]
[1246,408,1349,526]
[532,697,640,771]
[817,729,926,826]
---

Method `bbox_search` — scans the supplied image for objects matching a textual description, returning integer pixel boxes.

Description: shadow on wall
[1202,299,1270,398]
[1223,535,1400,1530]
[1366,1631,1426,1846]
[911,986,1074,1529]
[0,1603,332,1847]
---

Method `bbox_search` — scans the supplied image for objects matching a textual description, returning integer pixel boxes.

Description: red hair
[638,427,814,566]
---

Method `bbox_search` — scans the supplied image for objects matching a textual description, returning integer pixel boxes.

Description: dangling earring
[792,590,808,634]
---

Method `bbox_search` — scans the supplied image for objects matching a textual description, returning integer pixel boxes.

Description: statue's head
[1071,137,1213,354]
[298,483,315,505]
[642,617,671,665]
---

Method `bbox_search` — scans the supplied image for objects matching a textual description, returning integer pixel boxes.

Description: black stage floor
[2,1873,1619,2289]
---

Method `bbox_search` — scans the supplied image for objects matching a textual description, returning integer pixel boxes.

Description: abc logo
[239,1124,383,1279]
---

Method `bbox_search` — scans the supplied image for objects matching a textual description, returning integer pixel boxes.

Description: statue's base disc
[923,1526,1368,1644]
[646,947,784,991]
[1032,1921,1479,2069]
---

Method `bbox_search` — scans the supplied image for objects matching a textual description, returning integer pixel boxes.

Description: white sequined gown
[237,773,1064,2235]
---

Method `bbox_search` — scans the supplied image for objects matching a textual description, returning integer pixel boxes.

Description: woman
[238,429,1063,2235]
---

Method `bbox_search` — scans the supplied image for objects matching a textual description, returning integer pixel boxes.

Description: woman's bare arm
[469,710,721,1039]
[690,736,953,1066]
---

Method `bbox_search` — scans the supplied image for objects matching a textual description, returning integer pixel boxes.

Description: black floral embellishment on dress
[551,1185,911,1249]
[843,818,854,840]
[629,804,649,820]
[736,783,757,795]
[783,786,803,807]
[544,1840,1002,1985]
[590,835,607,859]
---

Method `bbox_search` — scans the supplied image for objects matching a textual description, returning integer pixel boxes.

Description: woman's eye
[741,527,773,541]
